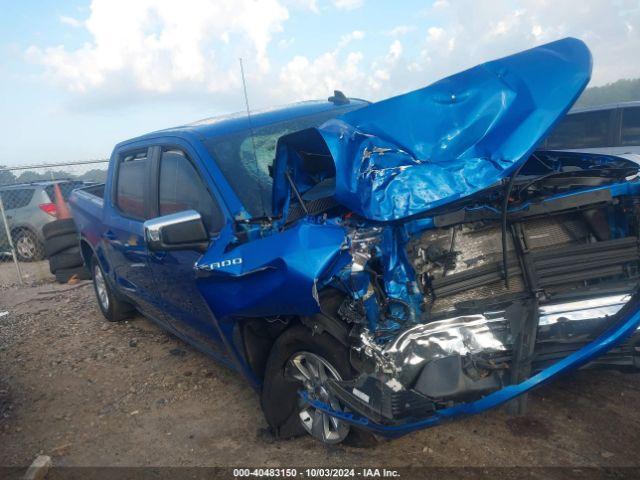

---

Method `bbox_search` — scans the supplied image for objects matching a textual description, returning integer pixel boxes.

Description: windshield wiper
[285,170,309,215]
[515,167,638,197]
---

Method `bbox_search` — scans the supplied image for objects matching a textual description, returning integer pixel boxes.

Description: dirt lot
[1,261,640,469]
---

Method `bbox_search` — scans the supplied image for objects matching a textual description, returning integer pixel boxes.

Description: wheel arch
[79,237,95,271]
[240,288,351,383]
[10,224,37,238]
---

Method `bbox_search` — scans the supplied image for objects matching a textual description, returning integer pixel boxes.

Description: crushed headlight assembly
[301,290,640,437]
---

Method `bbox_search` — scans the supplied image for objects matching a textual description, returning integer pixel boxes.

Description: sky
[1,0,639,167]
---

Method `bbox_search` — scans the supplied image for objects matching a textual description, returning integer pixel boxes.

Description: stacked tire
[43,219,90,283]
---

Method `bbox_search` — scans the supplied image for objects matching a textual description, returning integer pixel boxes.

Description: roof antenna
[328,90,349,105]
[239,57,266,218]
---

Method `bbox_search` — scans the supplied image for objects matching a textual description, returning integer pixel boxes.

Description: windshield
[204,109,358,217]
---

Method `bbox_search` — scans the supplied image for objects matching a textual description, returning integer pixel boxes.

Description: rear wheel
[92,256,134,322]
[13,229,44,262]
[261,325,354,444]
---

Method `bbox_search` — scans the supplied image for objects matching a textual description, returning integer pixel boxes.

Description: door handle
[103,230,117,240]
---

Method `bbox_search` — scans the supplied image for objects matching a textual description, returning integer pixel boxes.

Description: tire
[91,256,134,322]
[55,266,91,283]
[45,233,78,258]
[48,247,83,272]
[261,324,358,445]
[12,229,44,262]
[43,219,76,240]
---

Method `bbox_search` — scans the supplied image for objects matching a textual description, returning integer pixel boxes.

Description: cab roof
[122,98,369,146]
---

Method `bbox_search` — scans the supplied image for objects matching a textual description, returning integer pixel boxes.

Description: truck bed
[68,183,105,246]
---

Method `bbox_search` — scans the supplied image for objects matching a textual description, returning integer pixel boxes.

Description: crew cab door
[102,147,164,321]
[146,144,228,359]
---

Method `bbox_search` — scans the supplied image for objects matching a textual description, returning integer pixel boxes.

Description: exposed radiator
[409,213,640,314]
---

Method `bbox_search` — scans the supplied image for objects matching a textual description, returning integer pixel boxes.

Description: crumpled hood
[273,37,592,221]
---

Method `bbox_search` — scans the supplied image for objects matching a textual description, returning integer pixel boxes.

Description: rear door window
[158,148,224,233]
[546,110,612,149]
[621,107,640,146]
[0,188,35,210]
[115,150,149,219]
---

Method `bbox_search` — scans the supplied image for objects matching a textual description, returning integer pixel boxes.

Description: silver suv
[0,180,88,261]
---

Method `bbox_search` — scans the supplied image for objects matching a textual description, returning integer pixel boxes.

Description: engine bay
[318,151,640,423]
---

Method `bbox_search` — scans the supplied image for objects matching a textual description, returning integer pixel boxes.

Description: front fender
[195,220,349,319]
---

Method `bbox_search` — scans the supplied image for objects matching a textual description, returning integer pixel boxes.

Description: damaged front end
[312,188,640,435]
[306,290,640,437]
[266,38,640,437]
[196,38,640,439]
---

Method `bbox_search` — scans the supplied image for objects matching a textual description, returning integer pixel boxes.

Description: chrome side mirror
[144,209,209,252]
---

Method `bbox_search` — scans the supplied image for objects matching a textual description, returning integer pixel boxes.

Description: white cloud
[279,50,364,99]
[287,0,320,13]
[367,40,404,91]
[531,24,544,39]
[332,0,364,11]
[58,15,83,28]
[276,28,367,99]
[388,40,402,60]
[29,0,289,94]
[26,0,640,111]
[411,0,640,86]
[278,37,295,48]
[337,30,365,48]
[427,26,445,41]
[280,35,408,98]
[281,0,640,101]
[384,25,416,37]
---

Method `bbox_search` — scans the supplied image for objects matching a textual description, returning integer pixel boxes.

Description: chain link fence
[0,160,109,287]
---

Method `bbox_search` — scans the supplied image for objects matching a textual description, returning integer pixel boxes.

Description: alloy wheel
[287,351,350,444]
[15,234,36,260]
[94,263,109,311]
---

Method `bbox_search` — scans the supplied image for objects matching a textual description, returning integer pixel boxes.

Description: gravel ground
[1,261,640,470]
[0,258,54,287]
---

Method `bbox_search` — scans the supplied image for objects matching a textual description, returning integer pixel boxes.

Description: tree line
[0,166,107,187]
[574,78,640,108]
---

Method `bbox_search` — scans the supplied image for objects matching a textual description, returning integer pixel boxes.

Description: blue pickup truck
[70,38,640,444]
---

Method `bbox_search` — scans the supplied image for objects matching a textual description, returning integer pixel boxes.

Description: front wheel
[261,325,354,444]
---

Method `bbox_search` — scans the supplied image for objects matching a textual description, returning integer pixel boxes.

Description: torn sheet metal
[381,311,511,386]
[368,292,635,388]
[273,37,592,221]
[337,224,424,334]
[303,290,640,438]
